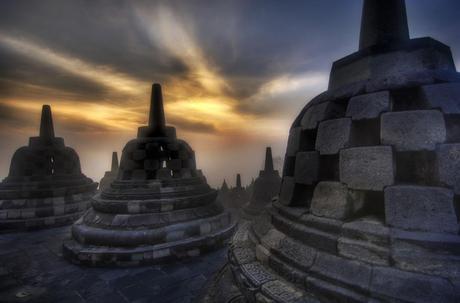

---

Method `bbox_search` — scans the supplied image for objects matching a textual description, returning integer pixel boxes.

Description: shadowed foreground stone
[242,147,281,219]
[0,105,97,232]
[98,152,119,191]
[206,0,460,302]
[63,83,236,266]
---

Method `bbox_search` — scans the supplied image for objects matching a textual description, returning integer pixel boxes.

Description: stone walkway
[0,226,227,303]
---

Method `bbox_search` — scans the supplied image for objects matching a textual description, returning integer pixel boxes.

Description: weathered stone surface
[381,110,446,151]
[286,127,302,157]
[294,152,319,185]
[279,177,295,206]
[346,91,392,120]
[315,118,352,155]
[385,185,458,233]
[311,182,364,220]
[241,262,274,287]
[340,146,394,190]
[437,143,460,194]
[370,266,459,303]
[420,82,460,114]
[300,102,330,130]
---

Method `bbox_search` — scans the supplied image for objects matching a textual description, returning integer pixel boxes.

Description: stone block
[294,152,319,185]
[279,177,295,206]
[286,127,301,157]
[311,182,364,220]
[346,91,391,120]
[167,159,182,170]
[420,83,460,114]
[241,262,274,287]
[131,169,147,180]
[370,266,458,303]
[156,168,172,179]
[277,238,316,269]
[310,252,372,292]
[385,186,458,233]
[340,146,394,190]
[315,118,352,155]
[301,101,346,130]
[261,280,307,303]
[132,150,146,161]
[381,110,446,151]
[437,143,460,194]
[144,159,159,170]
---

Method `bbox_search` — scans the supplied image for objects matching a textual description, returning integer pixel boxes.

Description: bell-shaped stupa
[225,0,460,302]
[63,84,236,266]
[98,152,119,191]
[242,147,281,218]
[0,105,97,232]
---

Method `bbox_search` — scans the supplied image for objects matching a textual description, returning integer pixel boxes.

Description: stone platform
[0,226,227,303]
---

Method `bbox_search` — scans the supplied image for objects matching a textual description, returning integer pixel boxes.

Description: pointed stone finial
[148,83,166,136]
[359,0,409,50]
[221,179,229,191]
[236,174,242,189]
[111,152,119,172]
[39,105,55,139]
[264,147,274,172]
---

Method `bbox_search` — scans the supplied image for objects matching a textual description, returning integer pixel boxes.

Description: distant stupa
[0,105,97,231]
[98,151,119,191]
[205,0,460,302]
[242,147,281,218]
[63,83,236,266]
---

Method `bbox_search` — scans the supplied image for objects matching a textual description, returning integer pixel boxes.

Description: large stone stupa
[224,1,460,302]
[242,147,281,218]
[0,105,97,232]
[98,151,119,191]
[63,83,236,266]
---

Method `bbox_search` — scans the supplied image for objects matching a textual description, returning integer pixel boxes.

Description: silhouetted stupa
[242,147,281,218]
[225,173,249,210]
[207,0,460,302]
[63,84,236,266]
[0,105,97,232]
[98,152,119,191]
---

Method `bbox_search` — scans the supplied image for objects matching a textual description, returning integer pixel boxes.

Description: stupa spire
[236,174,242,189]
[111,152,119,172]
[148,83,166,136]
[359,0,409,50]
[39,105,55,139]
[264,147,274,172]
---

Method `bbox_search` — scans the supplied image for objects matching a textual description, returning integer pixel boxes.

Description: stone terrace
[0,226,227,303]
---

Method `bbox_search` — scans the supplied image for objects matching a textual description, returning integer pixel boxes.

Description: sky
[0,0,459,188]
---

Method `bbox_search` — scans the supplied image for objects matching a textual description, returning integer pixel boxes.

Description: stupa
[98,152,119,191]
[223,0,460,302]
[63,83,236,266]
[227,174,249,209]
[242,147,281,218]
[0,105,97,232]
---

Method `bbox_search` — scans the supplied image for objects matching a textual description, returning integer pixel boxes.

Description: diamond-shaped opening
[291,183,315,207]
[350,119,380,147]
[283,156,296,177]
[319,155,339,181]
[395,151,437,185]
[391,87,425,111]
[299,129,317,151]
[445,114,460,143]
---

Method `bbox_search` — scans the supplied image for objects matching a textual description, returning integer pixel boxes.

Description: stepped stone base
[223,203,460,303]
[0,191,93,232]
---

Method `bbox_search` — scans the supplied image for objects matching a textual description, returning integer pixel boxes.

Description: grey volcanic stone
[381,110,446,151]
[437,143,460,194]
[315,118,352,155]
[294,152,319,185]
[340,146,394,190]
[286,127,302,157]
[346,91,392,120]
[384,185,458,233]
[420,82,460,114]
[370,266,459,303]
[300,102,330,130]
[279,177,295,206]
[311,182,364,220]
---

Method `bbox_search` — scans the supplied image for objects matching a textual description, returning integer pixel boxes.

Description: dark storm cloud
[0,0,459,113]
[167,116,217,134]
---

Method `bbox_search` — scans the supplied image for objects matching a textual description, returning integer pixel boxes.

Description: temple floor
[0,226,227,303]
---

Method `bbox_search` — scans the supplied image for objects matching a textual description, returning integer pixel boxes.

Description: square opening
[395,151,437,185]
[319,155,339,181]
[291,183,315,208]
[445,114,460,143]
[391,87,425,111]
[350,119,381,147]
[299,129,317,151]
[283,156,296,177]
